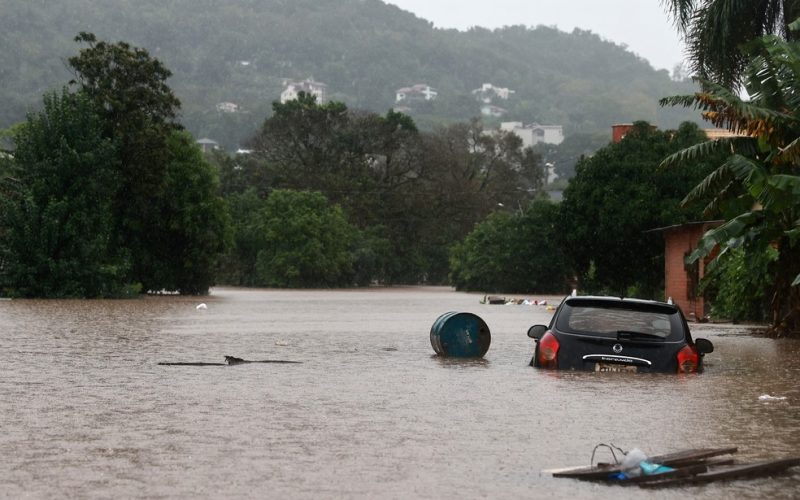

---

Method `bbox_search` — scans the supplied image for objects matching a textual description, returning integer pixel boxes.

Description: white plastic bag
[620,448,648,477]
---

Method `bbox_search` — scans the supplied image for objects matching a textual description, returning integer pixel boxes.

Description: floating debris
[758,394,788,401]
[196,303,208,310]
[546,445,800,488]
[480,295,551,306]
[159,355,301,366]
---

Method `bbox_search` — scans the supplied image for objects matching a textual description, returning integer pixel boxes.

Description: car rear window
[556,299,684,341]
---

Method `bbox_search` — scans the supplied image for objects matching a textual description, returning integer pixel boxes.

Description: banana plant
[660,23,800,334]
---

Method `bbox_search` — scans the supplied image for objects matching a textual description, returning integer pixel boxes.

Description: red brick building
[651,221,723,321]
[611,123,635,143]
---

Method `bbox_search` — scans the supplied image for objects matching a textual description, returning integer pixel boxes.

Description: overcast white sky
[385,0,686,72]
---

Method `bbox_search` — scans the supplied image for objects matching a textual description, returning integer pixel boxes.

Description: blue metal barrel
[430,312,491,358]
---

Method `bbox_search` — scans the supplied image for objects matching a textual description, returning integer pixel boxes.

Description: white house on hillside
[472,83,515,103]
[216,101,240,113]
[395,84,438,102]
[196,138,219,153]
[281,78,328,104]
[500,122,564,148]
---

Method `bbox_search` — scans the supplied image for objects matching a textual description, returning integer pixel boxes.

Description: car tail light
[677,345,699,373]
[537,331,560,369]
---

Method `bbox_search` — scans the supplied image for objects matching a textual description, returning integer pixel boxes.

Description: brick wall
[662,223,720,321]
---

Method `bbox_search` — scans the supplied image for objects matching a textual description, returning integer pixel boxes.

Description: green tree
[559,121,712,297]
[388,119,546,284]
[68,32,185,290]
[248,97,431,283]
[217,188,268,286]
[702,247,777,323]
[246,97,547,286]
[661,24,800,335]
[254,189,357,288]
[419,120,544,237]
[449,199,570,293]
[664,0,800,88]
[142,131,231,294]
[0,91,129,297]
[249,93,367,200]
[213,151,275,199]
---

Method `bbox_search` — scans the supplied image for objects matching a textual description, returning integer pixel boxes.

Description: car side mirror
[695,338,714,355]
[527,324,548,340]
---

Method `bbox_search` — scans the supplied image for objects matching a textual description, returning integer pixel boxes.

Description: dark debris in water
[158,355,301,366]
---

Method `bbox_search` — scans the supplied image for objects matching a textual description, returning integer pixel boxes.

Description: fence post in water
[430,312,491,358]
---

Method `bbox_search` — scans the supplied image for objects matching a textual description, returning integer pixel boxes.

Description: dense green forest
[1,0,698,152]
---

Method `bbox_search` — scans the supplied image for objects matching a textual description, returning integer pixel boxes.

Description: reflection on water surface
[1,287,798,499]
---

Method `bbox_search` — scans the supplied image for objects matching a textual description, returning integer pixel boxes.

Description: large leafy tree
[449,199,570,294]
[661,25,800,335]
[68,32,185,290]
[254,189,357,288]
[559,121,713,297]
[420,120,544,232]
[1,34,230,297]
[415,120,545,283]
[664,0,800,88]
[217,188,268,287]
[0,91,128,297]
[248,93,369,202]
[245,96,546,286]
[142,131,231,295]
[247,95,426,283]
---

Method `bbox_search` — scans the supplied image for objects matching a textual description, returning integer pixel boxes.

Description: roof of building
[703,128,748,139]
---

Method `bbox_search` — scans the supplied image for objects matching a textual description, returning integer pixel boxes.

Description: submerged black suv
[527,296,713,373]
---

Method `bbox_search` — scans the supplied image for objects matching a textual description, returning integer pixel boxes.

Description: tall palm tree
[664,0,800,88]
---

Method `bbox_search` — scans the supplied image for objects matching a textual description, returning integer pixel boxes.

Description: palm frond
[769,174,800,196]
[660,138,720,168]
[680,163,733,206]
[658,94,702,108]
[723,155,767,200]
[686,211,762,263]
[763,174,800,211]
[661,0,696,32]
[700,180,737,217]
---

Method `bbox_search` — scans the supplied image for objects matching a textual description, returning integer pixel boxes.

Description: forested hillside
[1,0,697,149]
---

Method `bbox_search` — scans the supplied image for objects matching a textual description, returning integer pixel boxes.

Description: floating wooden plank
[549,447,738,480]
[619,458,736,485]
[638,457,800,488]
[652,447,739,469]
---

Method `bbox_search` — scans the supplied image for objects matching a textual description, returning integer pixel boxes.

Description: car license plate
[595,363,637,373]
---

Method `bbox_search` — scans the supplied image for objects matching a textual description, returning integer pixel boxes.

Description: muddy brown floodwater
[1,287,799,499]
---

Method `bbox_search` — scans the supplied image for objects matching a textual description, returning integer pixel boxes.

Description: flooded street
[1,287,799,499]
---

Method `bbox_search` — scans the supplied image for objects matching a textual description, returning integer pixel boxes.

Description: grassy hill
[0,0,698,149]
